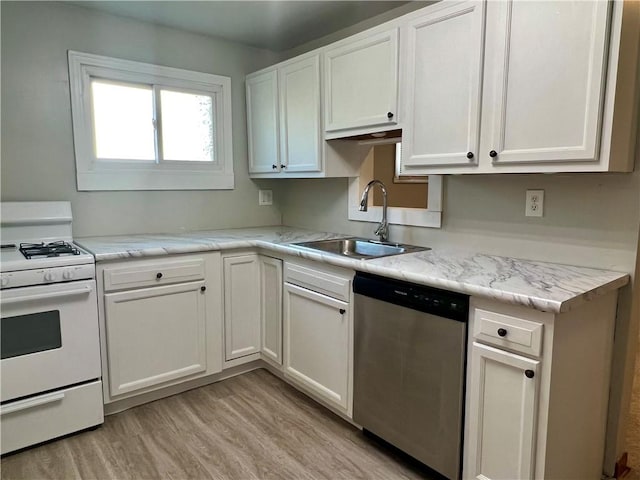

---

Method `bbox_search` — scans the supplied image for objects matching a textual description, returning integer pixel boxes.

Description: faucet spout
[359,179,389,242]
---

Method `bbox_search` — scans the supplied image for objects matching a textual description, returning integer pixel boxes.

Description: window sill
[77,171,234,191]
[347,176,442,229]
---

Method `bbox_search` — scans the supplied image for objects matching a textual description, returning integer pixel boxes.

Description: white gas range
[0,201,103,455]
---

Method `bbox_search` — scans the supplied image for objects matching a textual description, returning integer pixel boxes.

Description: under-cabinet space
[96,253,222,404]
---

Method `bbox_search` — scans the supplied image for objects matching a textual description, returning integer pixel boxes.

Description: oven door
[0,280,101,402]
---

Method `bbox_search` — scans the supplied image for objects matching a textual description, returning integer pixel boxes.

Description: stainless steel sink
[293,238,430,259]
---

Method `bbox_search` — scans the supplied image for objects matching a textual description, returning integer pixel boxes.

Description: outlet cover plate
[259,190,273,206]
[526,189,544,217]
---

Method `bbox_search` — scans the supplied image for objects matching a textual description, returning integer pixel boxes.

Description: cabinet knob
[524,369,535,379]
[339,308,346,315]
[282,164,287,169]
[272,164,277,170]
[200,286,206,292]
[489,150,498,158]
[467,152,474,159]
[387,112,394,119]
[156,272,163,279]
[497,328,507,337]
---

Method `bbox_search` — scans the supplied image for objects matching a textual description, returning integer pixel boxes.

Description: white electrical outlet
[525,190,544,217]
[258,190,273,206]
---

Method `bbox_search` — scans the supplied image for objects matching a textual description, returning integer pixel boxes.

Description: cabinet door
[481,1,611,165]
[104,281,207,397]
[401,1,484,170]
[246,69,280,173]
[284,283,349,411]
[223,255,261,361]
[465,342,540,480]
[279,55,322,173]
[260,256,282,365]
[324,28,399,135]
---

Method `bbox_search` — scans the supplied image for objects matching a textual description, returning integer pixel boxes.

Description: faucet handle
[374,221,389,243]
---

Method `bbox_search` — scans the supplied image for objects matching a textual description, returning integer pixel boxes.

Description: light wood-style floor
[1,369,436,479]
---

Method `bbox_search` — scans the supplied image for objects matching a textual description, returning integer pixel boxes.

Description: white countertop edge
[76,231,631,315]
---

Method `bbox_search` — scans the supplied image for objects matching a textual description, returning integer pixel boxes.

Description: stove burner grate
[19,241,81,259]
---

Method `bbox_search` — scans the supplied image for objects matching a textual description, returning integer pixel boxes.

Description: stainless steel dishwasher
[353,272,469,480]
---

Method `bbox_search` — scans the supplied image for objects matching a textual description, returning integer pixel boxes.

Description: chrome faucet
[359,179,389,242]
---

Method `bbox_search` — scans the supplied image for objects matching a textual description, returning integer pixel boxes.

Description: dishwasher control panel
[353,272,469,321]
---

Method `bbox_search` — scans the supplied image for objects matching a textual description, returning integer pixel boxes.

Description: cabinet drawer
[284,262,351,302]
[0,381,103,455]
[104,259,205,292]
[473,308,543,357]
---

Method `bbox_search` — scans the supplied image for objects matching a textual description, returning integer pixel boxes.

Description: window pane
[160,90,214,162]
[1,311,62,359]
[91,80,155,160]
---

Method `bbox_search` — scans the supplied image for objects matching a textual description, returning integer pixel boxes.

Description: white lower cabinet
[105,281,207,397]
[464,294,618,480]
[283,261,353,416]
[466,342,540,480]
[97,253,222,404]
[223,254,261,361]
[260,256,283,365]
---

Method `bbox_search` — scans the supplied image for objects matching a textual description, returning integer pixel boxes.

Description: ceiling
[71,1,411,52]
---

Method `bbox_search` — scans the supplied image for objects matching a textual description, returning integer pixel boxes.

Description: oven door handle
[1,286,93,305]
[0,391,65,416]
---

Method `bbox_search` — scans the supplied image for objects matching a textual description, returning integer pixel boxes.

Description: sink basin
[293,238,430,259]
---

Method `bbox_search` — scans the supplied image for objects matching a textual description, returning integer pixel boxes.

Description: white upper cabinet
[246,53,364,179]
[481,0,610,166]
[246,69,279,173]
[324,28,399,137]
[399,0,638,175]
[401,1,485,169]
[279,55,322,173]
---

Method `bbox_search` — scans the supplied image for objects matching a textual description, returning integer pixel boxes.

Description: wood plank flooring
[1,369,437,479]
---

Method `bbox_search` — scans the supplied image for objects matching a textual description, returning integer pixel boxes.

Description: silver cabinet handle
[0,391,65,416]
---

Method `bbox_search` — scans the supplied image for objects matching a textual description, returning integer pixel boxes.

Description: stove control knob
[1,276,8,287]
[44,271,56,282]
[62,269,75,280]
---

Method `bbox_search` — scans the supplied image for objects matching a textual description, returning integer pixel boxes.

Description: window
[348,140,442,228]
[68,51,233,191]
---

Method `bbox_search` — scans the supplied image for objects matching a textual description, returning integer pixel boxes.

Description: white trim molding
[347,174,442,229]
[68,51,234,191]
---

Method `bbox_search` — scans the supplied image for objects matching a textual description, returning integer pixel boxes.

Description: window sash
[88,77,218,166]
[69,50,234,191]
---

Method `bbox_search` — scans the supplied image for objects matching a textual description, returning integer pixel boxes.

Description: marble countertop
[76,226,630,314]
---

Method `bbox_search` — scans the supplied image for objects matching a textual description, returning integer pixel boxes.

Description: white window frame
[68,51,234,191]
[348,139,442,229]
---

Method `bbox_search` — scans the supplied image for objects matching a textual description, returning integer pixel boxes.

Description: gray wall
[278,171,640,271]
[1,1,281,237]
